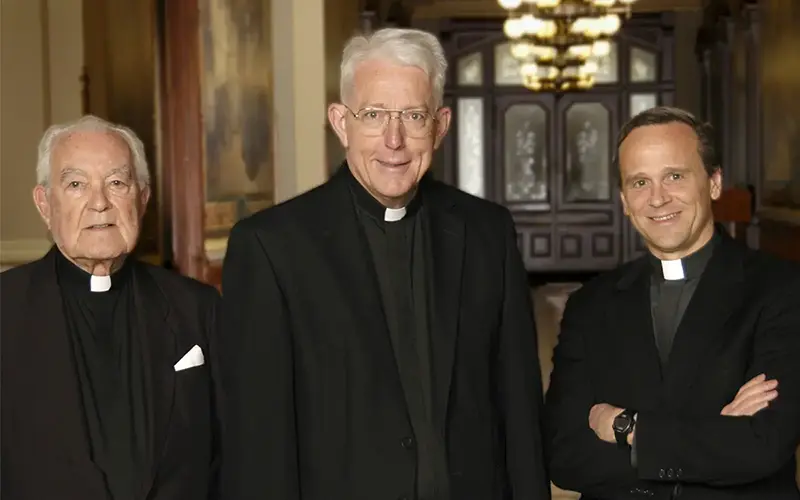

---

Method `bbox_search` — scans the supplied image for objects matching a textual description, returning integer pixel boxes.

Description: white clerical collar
[660,259,685,281]
[384,206,407,222]
[90,274,112,293]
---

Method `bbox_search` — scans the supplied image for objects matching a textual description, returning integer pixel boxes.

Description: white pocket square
[174,345,205,372]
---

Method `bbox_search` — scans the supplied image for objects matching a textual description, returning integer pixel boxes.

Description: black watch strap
[613,409,637,447]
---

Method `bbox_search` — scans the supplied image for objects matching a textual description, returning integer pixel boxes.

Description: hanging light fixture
[499,0,637,91]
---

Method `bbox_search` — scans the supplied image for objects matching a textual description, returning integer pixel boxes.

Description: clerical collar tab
[384,207,406,222]
[90,275,112,292]
[661,259,685,281]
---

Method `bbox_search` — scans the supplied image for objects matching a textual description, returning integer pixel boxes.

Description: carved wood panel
[432,14,676,272]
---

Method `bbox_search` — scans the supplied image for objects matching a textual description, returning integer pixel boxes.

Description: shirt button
[401,436,414,449]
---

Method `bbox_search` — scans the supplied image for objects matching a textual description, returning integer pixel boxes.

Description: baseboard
[0,238,52,266]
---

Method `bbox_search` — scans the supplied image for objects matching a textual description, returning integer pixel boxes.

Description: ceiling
[406,0,705,19]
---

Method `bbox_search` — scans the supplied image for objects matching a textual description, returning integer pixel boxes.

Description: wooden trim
[160,0,207,281]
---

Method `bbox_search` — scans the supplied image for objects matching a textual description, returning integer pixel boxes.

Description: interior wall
[83,0,159,258]
[760,0,800,210]
[324,0,362,172]
[674,9,703,116]
[0,0,84,265]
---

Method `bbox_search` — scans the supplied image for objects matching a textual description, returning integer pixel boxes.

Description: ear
[139,184,151,209]
[32,185,52,229]
[709,168,722,201]
[327,104,350,149]
[433,107,452,150]
[619,189,631,216]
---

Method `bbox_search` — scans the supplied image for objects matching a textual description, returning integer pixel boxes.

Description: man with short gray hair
[1,115,223,500]
[220,28,550,500]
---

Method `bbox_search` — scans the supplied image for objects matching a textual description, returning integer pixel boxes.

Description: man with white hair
[220,28,550,499]
[1,115,222,500]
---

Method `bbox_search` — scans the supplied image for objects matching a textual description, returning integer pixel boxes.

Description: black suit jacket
[1,248,222,500]
[218,167,550,500]
[545,230,800,500]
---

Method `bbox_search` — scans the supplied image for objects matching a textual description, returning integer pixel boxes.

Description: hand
[589,403,624,444]
[720,373,779,417]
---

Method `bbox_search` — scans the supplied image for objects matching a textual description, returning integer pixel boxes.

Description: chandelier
[498,0,637,91]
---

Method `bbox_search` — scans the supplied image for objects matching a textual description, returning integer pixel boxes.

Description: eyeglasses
[346,106,436,138]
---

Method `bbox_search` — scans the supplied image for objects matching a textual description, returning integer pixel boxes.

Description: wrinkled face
[33,130,150,269]
[328,59,451,208]
[619,122,721,260]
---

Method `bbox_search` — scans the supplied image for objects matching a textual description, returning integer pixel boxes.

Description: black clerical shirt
[648,230,720,369]
[56,250,147,500]
[347,171,449,500]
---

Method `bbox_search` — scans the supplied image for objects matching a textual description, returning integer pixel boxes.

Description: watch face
[613,414,631,433]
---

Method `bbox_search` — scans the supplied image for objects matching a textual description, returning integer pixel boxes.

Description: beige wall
[0,0,84,265]
[324,0,361,171]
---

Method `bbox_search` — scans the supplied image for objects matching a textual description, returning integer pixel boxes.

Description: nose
[88,185,112,212]
[383,115,406,151]
[648,182,671,208]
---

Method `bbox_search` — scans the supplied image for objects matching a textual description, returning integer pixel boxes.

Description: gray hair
[339,28,448,110]
[36,114,150,187]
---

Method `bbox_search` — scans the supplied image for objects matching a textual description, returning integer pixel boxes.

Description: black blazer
[545,229,800,500]
[1,248,222,500]
[218,167,550,500]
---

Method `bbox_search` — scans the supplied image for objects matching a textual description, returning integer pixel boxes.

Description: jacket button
[658,468,665,478]
[676,468,683,478]
[667,468,675,479]
[401,436,414,449]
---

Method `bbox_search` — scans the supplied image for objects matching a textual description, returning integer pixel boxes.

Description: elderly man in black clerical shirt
[545,106,800,500]
[219,28,550,500]
[1,115,222,500]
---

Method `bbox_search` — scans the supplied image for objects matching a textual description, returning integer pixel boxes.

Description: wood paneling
[158,0,207,281]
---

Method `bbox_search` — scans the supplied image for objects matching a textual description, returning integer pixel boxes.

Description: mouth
[377,160,411,169]
[86,223,116,230]
[648,212,680,223]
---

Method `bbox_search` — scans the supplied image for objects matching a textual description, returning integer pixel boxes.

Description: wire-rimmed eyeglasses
[345,106,436,138]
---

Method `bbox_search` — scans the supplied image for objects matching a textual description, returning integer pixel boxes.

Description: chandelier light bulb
[592,40,611,56]
[498,0,523,10]
[581,60,600,75]
[592,0,615,6]
[568,44,593,59]
[601,14,621,34]
[533,0,561,7]
[511,42,536,60]
[503,18,525,39]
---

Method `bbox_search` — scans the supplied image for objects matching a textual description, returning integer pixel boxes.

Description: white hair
[339,28,448,110]
[36,114,150,187]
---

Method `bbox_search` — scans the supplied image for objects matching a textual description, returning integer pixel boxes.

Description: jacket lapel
[24,249,98,467]
[613,259,663,409]
[662,234,745,404]
[315,170,404,395]
[425,184,465,432]
[130,264,177,494]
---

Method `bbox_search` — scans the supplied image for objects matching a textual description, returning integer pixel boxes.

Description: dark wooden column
[158,0,207,281]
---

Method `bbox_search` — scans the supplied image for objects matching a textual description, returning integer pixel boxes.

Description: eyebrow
[107,166,134,179]
[361,103,429,111]
[623,165,692,183]
[59,167,86,180]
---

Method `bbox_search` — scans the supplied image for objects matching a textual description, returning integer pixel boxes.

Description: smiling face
[32,129,150,274]
[618,122,722,260]
[328,59,451,208]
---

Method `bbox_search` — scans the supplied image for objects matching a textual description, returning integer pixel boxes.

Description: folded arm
[544,287,640,497]
[634,275,800,486]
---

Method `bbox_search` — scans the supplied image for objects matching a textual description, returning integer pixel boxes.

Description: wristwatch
[612,409,637,448]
